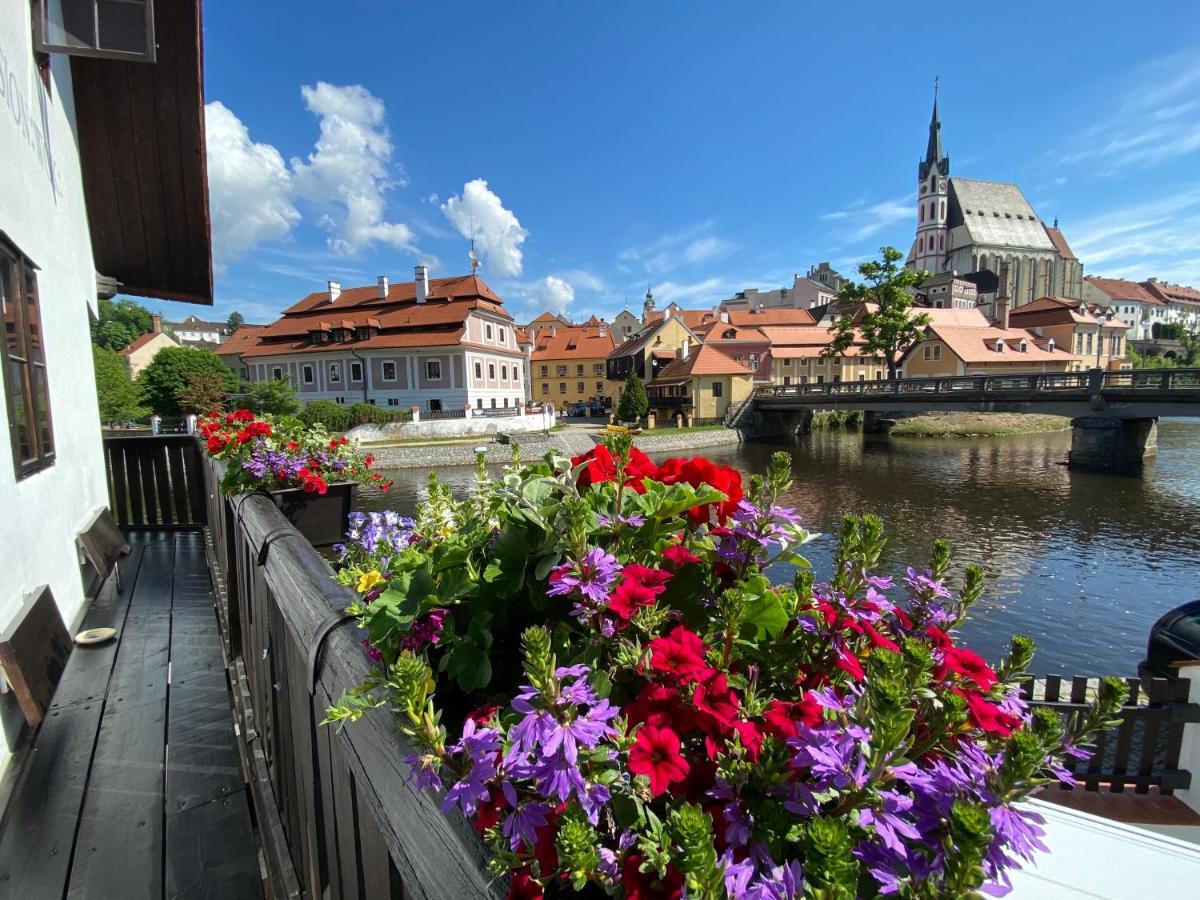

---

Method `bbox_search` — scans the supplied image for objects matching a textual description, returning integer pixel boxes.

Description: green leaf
[482,561,502,583]
[743,590,789,641]
[446,640,492,691]
[533,554,559,581]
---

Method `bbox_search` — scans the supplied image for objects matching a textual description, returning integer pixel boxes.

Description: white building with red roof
[235,267,527,413]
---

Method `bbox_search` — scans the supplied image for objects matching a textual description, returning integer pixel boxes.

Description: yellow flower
[356,570,384,593]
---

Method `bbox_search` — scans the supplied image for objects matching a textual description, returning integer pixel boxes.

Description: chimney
[328,280,341,302]
[150,313,162,334]
[680,338,690,360]
[414,265,429,304]
[377,275,389,298]
[995,261,1011,330]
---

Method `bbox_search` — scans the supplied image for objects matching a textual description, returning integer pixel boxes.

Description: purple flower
[499,782,551,850]
[721,852,756,898]
[541,698,619,764]
[403,751,443,792]
[747,858,804,900]
[531,749,587,803]
[859,790,922,856]
[787,723,870,795]
[401,608,448,651]
[546,548,620,605]
[441,719,501,817]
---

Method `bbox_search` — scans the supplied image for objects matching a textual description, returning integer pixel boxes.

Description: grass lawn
[638,424,730,435]
[889,412,1071,437]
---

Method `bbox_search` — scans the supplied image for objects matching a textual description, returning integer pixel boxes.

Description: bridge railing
[755,368,1200,401]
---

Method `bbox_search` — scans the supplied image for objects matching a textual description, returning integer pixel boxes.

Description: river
[357,420,1200,678]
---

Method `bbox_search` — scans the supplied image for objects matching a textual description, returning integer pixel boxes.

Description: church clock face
[939,180,947,191]
[920,185,927,194]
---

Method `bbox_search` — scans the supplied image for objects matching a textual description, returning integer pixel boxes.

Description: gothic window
[939,235,944,250]
[920,205,925,223]
[919,237,924,253]
[940,201,945,219]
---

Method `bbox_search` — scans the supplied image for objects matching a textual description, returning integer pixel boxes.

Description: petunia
[648,626,713,683]
[627,725,690,797]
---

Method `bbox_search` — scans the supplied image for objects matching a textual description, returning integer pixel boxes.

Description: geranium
[326,438,1125,899]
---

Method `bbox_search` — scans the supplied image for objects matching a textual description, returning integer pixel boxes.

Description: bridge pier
[1068,417,1158,471]
[862,411,895,434]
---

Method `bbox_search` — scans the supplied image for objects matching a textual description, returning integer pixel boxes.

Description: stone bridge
[745,368,1200,470]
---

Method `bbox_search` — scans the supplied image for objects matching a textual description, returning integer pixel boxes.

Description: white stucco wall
[0,6,111,770]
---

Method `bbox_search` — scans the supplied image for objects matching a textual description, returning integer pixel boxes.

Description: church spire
[919,80,949,180]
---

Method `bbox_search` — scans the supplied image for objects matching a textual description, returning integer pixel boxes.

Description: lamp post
[1095,314,1107,369]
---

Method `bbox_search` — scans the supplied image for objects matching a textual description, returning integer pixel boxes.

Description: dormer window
[355,326,370,341]
[1018,340,1028,353]
[994,340,1005,352]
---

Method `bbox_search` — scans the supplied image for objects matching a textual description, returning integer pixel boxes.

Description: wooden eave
[72,0,213,304]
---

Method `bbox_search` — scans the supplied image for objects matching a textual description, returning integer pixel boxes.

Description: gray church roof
[947,178,1054,252]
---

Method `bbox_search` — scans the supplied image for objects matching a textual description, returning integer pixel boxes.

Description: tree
[234,377,301,416]
[177,371,235,414]
[92,297,152,351]
[227,311,245,330]
[92,345,146,424]
[617,371,648,423]
[824,246,930,380]
[138,346,238,416]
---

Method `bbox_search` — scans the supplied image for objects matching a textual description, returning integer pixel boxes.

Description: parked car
[1138,599,1200,679]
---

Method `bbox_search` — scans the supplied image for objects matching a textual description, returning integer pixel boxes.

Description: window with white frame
[474,361,482,379]
[489,363,496,379]
[302,364,314,384]
[381,361,397,381]
[328,364,340,383]
[272,366,283,381]
[350,362,362,382]
[425,360,442,381]
[486,323,493,340]
[1,237,54,478]
[501,365,508,379]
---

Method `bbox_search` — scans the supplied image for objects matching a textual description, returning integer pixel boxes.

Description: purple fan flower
[441,719,501,817]
[747,858,804,899]
[546,548,620,605]
[403,751,443,792]
[499,782,551,850]
[858,790,922,856]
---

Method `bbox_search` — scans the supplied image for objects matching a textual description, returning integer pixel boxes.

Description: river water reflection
[359,421,1200,677]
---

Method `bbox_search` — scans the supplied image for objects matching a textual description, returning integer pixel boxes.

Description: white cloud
[204,101,300,268]
[1069,186,1200,284]
[423,192,440,204]
[535,276,575,314]
[818,194,914,244]
[649,276,728,305]
[441,179,528,277]
[619,221,733,274]
[559,269,608,293]
[291,82,415,254]
[1057,51,1200,175]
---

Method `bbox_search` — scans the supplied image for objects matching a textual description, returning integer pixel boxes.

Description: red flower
[623,563,672,593]
[532,809,562,877]
[363,454,374,467]
[329,438,340,449]
[835,646,865,681]
[938,647,998,691]
[236,420,272,444]
[508,867,543,900]
[628,726,690,797]
[927,625,953,652]
[761,696,823,741]
[571,445,657,494]
[286,440,299,451]
[473,787,508,835]
[607,579,659,625]
[649,626,712,684]
[621,853,685,900]
[656,457,744,525]
[225,409,254,423]
[693,672,739,732]
[863,622,900,654]
[662,543,701,567]
[626,683,697,732]
[206,434,229,454]
[468,704,502,726]
[960,690,1021,738]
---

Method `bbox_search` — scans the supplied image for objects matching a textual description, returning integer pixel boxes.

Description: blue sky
[142,1,1200,325]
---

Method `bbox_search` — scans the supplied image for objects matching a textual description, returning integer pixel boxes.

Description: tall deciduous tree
[138,347,238,416]
[824,246,930,380]
[226,310,245,330]
[91,297,152,351]
[617,371,648,423]
[92,345,146,424]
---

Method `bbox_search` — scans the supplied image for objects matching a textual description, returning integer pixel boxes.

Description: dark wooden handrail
[102,434,207,527]
[203,455,498,899]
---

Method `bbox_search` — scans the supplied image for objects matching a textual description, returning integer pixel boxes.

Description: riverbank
[889,412,1071,437]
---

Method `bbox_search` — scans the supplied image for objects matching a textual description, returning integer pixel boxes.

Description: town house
[1008,296,1131,371]
[236,268,527,412]
[530,324,618,410]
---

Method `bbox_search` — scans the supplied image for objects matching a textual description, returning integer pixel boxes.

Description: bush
[616,371,648,423]
[137,347,238,416]
[92,345,146,424]
[235,378,301,416]
[348,402,394,426]
[300,399,352,433]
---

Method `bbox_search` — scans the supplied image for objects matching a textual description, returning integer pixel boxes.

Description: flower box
[269,481,358,547]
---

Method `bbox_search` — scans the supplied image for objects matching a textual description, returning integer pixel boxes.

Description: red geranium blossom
[835,646,865,681]
[656,457,744,525]
[938,647,999,691]
[607,579,659,625]
[648,626,712,683]
[473,787,508,835]
[621,854,684,900]
[927,625,954,652]
[628,726,690,797]
[206,434,229,454]
[625,683,698,733]
[571,445,658,494]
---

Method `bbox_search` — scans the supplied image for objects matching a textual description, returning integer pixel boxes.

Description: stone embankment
[367,427,743,468]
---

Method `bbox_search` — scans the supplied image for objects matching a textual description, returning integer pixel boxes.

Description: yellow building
[531,325,619,408]
[607,314,701,394]
[118,316,179,377]
[647,343,754,424]
[1008,297,1131,371]
[900,323,1081,377]
[757,326,888,384]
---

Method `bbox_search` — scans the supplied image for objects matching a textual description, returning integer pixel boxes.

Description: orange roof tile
[920,324,1081,364]
[725,308,816,327]
[655,344,754,381]
[532,326,617,362]
[119,332,171,355]
[215,326,266,356]
[1044,225,1077,261]
[1085,276,1163,305]
[283,274,506,315]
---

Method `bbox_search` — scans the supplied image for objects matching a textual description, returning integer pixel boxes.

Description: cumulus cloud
[535,276,575,313]
[291,82,415,254]
[204,83,418,265]
[441,179,528,277]
[204,102,300,268]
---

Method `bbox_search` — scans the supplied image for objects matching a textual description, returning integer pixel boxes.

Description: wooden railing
[201,456,497,900]
[1022,674,1199,794]
[102,434,208,527]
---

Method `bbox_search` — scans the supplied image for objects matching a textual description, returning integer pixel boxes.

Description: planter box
[269,482,357,547]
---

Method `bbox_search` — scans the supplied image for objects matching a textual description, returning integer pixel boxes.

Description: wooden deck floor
[0,531,263,899]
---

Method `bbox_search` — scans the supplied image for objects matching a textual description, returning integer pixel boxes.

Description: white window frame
[328,363,341,383]
[350,361,363,382]
[381,361,397,382]
[302,364,314,384]
[272,366,283,381]
[474,361,482,379]
[34,0,158,64]
[425,359,443,381]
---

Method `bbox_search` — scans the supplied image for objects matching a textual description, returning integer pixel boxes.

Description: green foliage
[137,346,238,416]
[348,402,391,425]
[801,817,859,897]
[671,805,724,897]
[825,246,930,379]
[300,399,352,432]
[617,371,648,422]
[91,297,152,351]
[235,377,301,416]
[176,370,234,414]
[92,345,146,424]
[226,310,245,329]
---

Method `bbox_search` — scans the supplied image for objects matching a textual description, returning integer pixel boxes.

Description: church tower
[914,91,950,274]
[642,287,656,324]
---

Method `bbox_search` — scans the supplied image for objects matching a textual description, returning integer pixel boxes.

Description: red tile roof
[532,326,617,361]
[215,326,267,356]
[1043,225,1077,261]
[1085,276,1163,305]
[725,308,816,327]
[530,310,569,325]
[919,324,1080,364]
[655,344,753,381]
[1011,297,1130,329]
[1142,280,1200,306]
[284,274,507,316]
